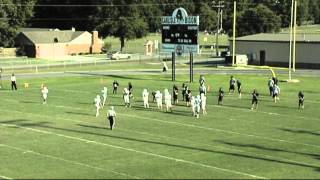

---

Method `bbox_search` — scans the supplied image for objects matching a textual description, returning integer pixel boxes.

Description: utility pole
[212,1,224,57]
[232,1,237,66]
[289,0,294,80]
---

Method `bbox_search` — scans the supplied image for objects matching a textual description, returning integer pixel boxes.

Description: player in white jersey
[123,88,131,107]
[200,93,207,115]
[142,89,149,108]
[164,89,172,112]
[194,95,201,118]
[190,96,196,116]
[273,84,281,103]
[107,106,116,130]
[41,85,49,104]
[94,95,102,117]
[155,90,163,110]
[101,87,108,108]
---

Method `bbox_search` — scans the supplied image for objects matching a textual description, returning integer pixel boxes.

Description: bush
[102,42,112,53]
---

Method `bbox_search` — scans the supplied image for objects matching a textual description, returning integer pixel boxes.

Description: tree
[94,0,149,52]
[236,4,281,36]
[0,0,36,47]
[308,0,320,24]
[197,2,218,32]
[32,0,95,30]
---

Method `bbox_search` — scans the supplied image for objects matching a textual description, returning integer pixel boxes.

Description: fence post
[172,52,175,82]
[190,52,194,83]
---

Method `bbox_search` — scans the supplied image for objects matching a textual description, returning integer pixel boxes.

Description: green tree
[236,4,281,36]
[197,2,218,32]
[32,0,95,30]
[0,0,36,47]
[94,0,149,52]
[308,0,320,23]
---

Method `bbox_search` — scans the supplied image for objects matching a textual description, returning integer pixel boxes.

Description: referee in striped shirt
[107,106,116,130]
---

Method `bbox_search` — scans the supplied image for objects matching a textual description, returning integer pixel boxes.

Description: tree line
[1,0,320,48]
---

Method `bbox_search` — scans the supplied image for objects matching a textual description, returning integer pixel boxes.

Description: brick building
[16,29,103,58]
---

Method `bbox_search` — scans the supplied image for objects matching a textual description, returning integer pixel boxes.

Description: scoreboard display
[162,25,198,45]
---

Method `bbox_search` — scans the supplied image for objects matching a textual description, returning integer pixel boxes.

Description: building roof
[234,33,320,43]
[21,30,86,44]
[19,28,59,32]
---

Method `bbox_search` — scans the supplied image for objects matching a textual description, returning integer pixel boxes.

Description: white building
[230,33,320,69]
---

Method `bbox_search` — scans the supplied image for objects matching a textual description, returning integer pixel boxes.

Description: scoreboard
[161,8,199,55]
[162,25,198,45]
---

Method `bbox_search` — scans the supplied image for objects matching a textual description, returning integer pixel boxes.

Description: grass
[0,71,320,179]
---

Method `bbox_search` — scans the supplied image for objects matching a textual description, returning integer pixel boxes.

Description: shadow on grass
[278,128,320,137]
[1,119,320,172]
[215,140,320,159]
[67,72,152,81]
[66,111,93,117]
[267,104,295,110]
[77,102,93,105]
[20,100,39,104]
[131,105,192,117]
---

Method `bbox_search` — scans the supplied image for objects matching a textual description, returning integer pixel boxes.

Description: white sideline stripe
[0,144,139,179]
[2,105,320,149]
[122,114,320,149]
[1,109,319,174]
[0,123,266,179]
[0,175,12,180]
[212,104,320,122]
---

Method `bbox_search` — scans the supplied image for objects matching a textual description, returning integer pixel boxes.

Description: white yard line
[2,102,320,149]
[122,114,320,149]
[0,144,139,179]
[0,123,266,179]
[212,104,320,122]
[0,175,12,180]
[1,109,319,176]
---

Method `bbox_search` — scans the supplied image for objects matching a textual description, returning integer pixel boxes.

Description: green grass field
[0,72,320,179]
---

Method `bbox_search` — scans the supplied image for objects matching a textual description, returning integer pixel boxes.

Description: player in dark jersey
[229,76,236,94]
[113,80,119,94]
[251,89,259,110]
[182,83,188,101]
[186,90,192,107]
[151,91,156,102]
[218,87,224,105]
[173,85,179,104]
[236,79,242,98]
[298,91,304,110]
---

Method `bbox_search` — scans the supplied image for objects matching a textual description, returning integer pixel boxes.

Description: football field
[0,72,320,179]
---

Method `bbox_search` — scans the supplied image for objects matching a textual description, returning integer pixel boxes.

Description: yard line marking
[212,104,320,122]
[1,110,319,173]
[0,144,140,179]
[0,175,12,180]
[2,106,320,149]
[122,114,320,149]
[0,123,267,179]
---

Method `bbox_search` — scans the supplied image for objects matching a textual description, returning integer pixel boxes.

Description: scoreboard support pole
[172,52,176,81]
[190,52,194,83]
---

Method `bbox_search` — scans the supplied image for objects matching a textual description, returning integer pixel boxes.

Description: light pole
[288,0,294,80]
[232,1,237,66]
[212,1,224,57]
